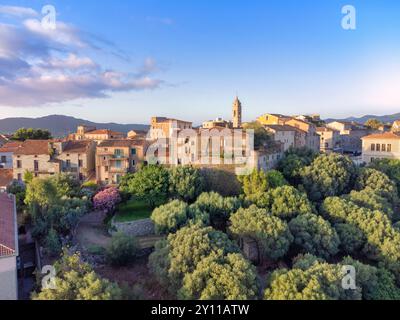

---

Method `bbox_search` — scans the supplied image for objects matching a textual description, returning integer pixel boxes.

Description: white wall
[0,256,18,300]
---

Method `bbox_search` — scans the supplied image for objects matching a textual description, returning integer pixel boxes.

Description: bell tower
[232,96,242,128]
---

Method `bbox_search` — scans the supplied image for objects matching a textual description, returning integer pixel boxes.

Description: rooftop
[97,139,147,148]
[0,193,17,258]
[62,140,94,153]
[265,124,297,132]
[0,141,23,153]
[0,169,13,188]
[85,129,124,136]
[362,132,400,140]
[14,140,51,156]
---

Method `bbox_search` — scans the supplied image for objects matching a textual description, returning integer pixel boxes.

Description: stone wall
[111,218,155,237]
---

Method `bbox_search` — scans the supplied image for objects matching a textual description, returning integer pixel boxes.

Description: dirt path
[75,211,111,250]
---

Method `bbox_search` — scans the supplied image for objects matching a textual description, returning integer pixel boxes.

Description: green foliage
[106,232,138,266]
[364,119,383,130]
[239,169,287,202]
[178,252,259,300]
[301,153,357,201]
[11,128,52,141]
[7,180,26,212]
[341,257,400,300]
[25,177,58,209]
[277,147,318,184]
[288,213,340,259]
[255,185,313,220]
[355,168,398,205]
[292,254,324,270]
[230,205,293,261]
[32,250,122,300]
[148,224,239,294]
[242,121,272,149]
[23,170,34,184]
[52,174,81,198]
[191,192,242,226]
[151,200,189,235]
[264,260,361,300]
[45,228,62,256]
[334,223,365,254]
[322,197,400,280]
[200,168,242,197]
[120,165,169,208]
[368,158,400,193]
[169,166,204,202]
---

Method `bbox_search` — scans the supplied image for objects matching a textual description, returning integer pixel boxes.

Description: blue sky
[0,0,399,124]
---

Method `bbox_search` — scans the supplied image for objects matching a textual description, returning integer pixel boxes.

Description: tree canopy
[12,128,52,141]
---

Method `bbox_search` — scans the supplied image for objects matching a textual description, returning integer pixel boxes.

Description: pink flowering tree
[93,187,121,214]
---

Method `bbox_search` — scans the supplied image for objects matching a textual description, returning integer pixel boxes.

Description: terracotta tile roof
[85,129,123,136]
[316,127,338,132]
[0,193,17,257]
[14,140,51,155]
[0,141,23,153]
[265,125,297,132]
[362,132,400,140]
[0,169,13,188]
[97,139,146,148]
[63,140,93,153]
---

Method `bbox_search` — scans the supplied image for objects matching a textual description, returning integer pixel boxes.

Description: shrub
[151,200,189,235]
[93,187,121,214]
[106,232,138,266]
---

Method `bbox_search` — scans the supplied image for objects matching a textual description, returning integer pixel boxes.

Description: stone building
[232,96,242,128]
[265,125,296,151]
[316,127,341,154]
[96,139,149,185]
[0,141,23,169]
[149,117,193,140]
[69,125,125,143]
[361,132,400,163]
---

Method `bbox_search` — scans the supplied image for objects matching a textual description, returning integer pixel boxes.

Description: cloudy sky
[0,0,399,124]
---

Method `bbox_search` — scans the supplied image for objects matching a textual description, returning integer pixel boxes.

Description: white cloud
[0,7,165,108]
[0,5,38,18]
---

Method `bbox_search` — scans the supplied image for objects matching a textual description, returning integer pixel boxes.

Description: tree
[355,168,398,206]
[334,223,365,254]
[25,177,58,209]
[106,232,138,266]
[191,192,242,227]
[169,166,204,202]
[51,173,81,198]
[301,153,357,201]
[229,205,293,261]
[365,119,383,130]
[347,189,394,220]
[340,256,400,300]
[255,186,313,220]
[148,224,239,294]
[277,147,318,184]
[151,200,189,235]
[93,186,121,214]
[239,169,287,202]
[32,250,123,300]
[12,128,52,141]
[121,165,169,208]
[368,158,400,193]
[242,122,272,149]
[288,213,340,259]
[178,252,259,300]
[264,258,361,300]
[7,180,26,212]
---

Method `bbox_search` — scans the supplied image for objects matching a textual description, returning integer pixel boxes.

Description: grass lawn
[114,199,153,222]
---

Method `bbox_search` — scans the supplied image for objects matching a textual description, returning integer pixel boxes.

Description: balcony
[109,167,128,173]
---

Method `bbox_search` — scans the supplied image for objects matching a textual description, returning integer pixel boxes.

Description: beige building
[265,125,296,151]
[327,121,372,154]
[251,142,284,171]
[13,140,96,182]
[0,192,18,300]
[70,125,125,142]
[149,117,193,140]
[0,141,23,169]
[202,118,232,129]
[96,139,149,185]
[361,132,400,163]
[284,118,320,152]
[257,113,292,126]
[316,127,341,154]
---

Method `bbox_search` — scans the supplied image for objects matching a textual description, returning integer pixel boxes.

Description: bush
[334,223,365,254]
[45,228,62,257]
[288,213,340,259]
[106,232,138,266]
[93,187,121,214]
[200,168,242,197]
[230,205,293,261]
[169,166,204,202]
[151,200,189,235]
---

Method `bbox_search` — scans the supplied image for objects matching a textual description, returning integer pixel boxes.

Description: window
[376,144,381,152]
[371,144,375,151]
[388,144,392,152]
[114,149,123,158]
[78,159,83,167]
[17,160,22,168]
[34,160,39,171]
[1,156,6,163]
[132,160,135,166]
[66,159,71,169]
[115,160,122,168]
[17,173,22,181]
[382,144,386,152]
[105,166,109,172]
[131,148,136,155]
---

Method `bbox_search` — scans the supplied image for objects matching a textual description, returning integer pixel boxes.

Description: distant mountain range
[0,115,149,137]
[325,113,400,124]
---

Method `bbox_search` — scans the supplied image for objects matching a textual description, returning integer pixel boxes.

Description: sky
[0,0,399,125]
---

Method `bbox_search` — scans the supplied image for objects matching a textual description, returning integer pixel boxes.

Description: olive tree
[168,166,204,202]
